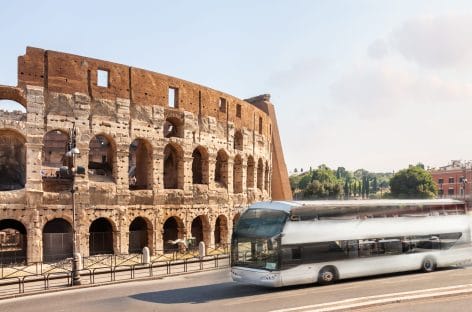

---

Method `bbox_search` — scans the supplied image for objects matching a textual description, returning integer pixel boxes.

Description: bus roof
[248,199,466,218]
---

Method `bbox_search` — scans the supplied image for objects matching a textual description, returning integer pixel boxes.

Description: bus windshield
[232,208,288,270]
[233,208,288,238]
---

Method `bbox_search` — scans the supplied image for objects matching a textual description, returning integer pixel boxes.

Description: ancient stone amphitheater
[0,47,291,263]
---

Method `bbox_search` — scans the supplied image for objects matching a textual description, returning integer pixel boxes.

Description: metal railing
[0,247,230,297]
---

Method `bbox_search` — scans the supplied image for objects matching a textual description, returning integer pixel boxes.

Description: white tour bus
[231,199,472,287]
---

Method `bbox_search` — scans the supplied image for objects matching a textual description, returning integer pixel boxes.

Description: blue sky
[2,0,472,172]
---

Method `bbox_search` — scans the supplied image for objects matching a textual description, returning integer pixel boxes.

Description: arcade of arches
[0,47,293,264]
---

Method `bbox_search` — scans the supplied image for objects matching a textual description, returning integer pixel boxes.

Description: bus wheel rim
[322,271,333,281]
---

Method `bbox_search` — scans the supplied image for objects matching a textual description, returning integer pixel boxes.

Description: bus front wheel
[421,257,436,272]
[318,266,337,285]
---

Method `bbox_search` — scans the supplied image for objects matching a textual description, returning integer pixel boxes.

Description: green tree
[389,165,437,198]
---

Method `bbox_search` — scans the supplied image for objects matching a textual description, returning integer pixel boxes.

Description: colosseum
[0,47,292,264]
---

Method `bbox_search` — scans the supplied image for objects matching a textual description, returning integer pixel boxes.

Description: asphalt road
[1,267,472,312]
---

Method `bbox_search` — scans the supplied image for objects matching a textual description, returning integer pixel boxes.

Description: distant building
[429,160,472,200]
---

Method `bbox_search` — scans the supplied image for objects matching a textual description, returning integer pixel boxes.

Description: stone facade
[0,47,292,263]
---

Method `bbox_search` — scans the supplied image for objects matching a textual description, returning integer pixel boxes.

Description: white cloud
[368,38,389,59]
[389,14,472,68]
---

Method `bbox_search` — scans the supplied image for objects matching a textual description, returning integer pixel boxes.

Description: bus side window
[281,247,302,261]
[347,240,359,258]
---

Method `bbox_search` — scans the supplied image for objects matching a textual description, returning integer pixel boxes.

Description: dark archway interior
[129,217,148,253]
[246,157,255,189]
[0,130,26,191]
[163,217,179,252]
[89,218,114,255]
[192,149,203,184]
[191,217,203,246]
[164,145,179,189]
[43,218,73,263]
[129,139,152,190]
[214,216,228,247]
[0,219,27,264]
[88,135,114,181]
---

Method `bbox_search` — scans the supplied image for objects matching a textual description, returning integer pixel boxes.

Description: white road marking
[269,284,472,312]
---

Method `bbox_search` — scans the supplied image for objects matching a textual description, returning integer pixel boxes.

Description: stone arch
[214,215,228,247]
[42,218,73,263]
[0,129,26,191]
[129,138,153,190]
[42,129,69,169]
[163,143,184,189]
[163,216,185,252]
[0,219,27,264]
[264,160,270,191]
[163,117,184,138]
[257,158,264,190]
[214,149,228,188]
[191,215,211,248]
[233,154,243,193]
[0,86,26,108]
[192,146,209,185]
[233,213,241,227]
[88,134,116,182]
[234,130,243,151]
[129,216,153,254]
[89,217,115,255]
[246,156,255,189]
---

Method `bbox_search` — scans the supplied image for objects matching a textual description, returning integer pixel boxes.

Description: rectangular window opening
[97,69,109,88]
[168,87,178,108]
[219,97,227,113]
[258,117,263,134]
[236,104,242,118]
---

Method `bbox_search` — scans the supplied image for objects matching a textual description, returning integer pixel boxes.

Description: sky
[1,0,472,173]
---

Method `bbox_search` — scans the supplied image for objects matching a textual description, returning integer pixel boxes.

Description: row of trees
[290,164,437,199]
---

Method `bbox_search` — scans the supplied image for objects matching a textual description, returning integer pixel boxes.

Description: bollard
[142,246,150,264]
[198,241,206,258]
[75,252,83,270]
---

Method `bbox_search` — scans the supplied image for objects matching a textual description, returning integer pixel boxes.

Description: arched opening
[89,135,115,182]
[164,143,183,189]
[214,215,228,247]
[163,216,184,252]
[42,130,69,169]
[163,117,184,138]
[233,155,243,193]
[214,149,228,188]
[264,160,270,191]
[192,146,209,185]
[42,218,73,263]
[234,130,243,151]
[89,218,114,255]
[0,219,26,264]
[129,217,150,254]
[257,158,264,190]
[129,139,153,190]
[246,156,255,189]
[0,99,26,113]
[191,215,210,248]
[0,129,26,191]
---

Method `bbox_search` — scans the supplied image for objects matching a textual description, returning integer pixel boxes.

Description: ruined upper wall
[17,47,270,136]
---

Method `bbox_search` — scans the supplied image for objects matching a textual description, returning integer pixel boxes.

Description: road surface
[1,267,472,311]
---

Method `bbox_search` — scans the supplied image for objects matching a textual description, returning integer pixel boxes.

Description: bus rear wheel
[421,257,436,272]
[318,266,337,285]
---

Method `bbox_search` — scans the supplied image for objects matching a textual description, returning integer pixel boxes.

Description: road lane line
[269,283,472,312]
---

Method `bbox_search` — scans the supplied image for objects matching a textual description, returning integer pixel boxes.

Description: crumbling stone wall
[0,47,291,263]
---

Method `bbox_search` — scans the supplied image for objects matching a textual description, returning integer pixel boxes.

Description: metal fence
[0,246,230,297]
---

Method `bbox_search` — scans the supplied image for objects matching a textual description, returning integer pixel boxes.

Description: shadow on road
[130,282,276,304]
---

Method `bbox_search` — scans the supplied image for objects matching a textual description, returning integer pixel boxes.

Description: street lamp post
[67,123,81,286]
